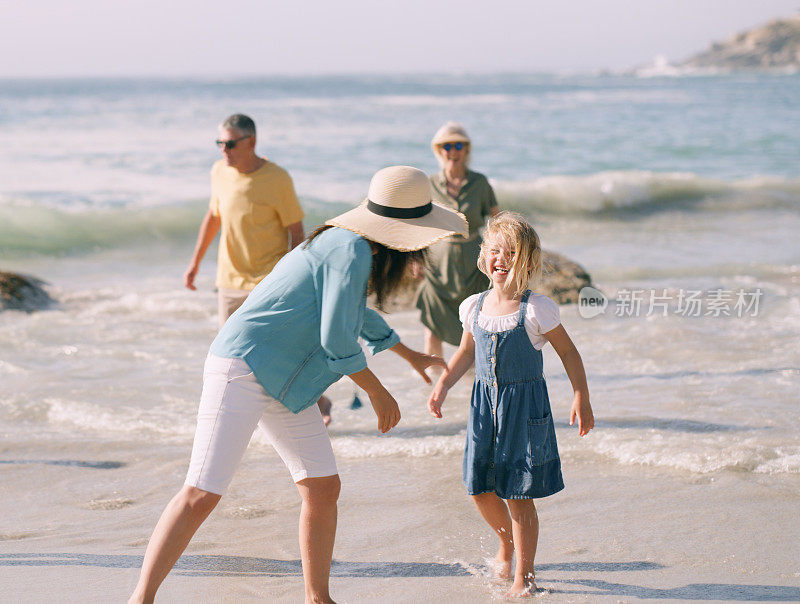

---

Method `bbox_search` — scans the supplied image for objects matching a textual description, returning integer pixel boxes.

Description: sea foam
[494,171,800,214]
[3,172,798,256]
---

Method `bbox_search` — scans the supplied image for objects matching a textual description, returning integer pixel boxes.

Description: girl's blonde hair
[478,211,542,296]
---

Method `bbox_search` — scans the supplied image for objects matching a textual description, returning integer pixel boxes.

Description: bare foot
[490,554,512,580]
[317,395,332,427]
[487,543,513,581]
[505,574,538,598]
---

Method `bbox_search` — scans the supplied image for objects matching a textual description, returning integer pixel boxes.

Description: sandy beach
[2,438,799,603]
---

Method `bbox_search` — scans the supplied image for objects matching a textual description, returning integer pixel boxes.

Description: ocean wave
[562,429,800,476]
[3,395,798,475]
[2,172,798,255]
[331,429,800,476]
[0,396,197,441]
[364,93,515,107]
[0,197,346,256]
[332,435,464,458]
[494,171,800,214]
[0,200,205,256]
[633,64,800,78]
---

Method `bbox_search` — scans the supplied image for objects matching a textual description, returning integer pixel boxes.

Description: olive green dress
[416,170,498,345]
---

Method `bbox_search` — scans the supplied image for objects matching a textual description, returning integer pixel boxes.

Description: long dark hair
[305,225,425,311]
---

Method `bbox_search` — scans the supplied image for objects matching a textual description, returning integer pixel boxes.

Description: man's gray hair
[221,114,256,137]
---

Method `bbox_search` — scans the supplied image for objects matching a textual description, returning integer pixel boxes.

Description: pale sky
[0,0,798,77]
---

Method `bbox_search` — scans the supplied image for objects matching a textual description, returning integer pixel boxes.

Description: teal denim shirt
[209,227,400,413]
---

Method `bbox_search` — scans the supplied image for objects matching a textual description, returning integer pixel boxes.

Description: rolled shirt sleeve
[316,238,372,375]
[361,308,400,354]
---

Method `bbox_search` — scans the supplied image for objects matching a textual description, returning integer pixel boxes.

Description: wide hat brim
[326,199,468,252]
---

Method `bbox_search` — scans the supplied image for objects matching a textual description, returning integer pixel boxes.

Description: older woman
[416,122,500,357]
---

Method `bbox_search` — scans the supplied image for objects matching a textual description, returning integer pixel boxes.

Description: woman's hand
[390,343,447,384]
[427,379,449,418]
[407,351,447,385]
[348,367,401,433]
[368,387,402,433]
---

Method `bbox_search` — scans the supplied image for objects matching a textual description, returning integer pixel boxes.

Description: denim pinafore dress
[463,290,564,499]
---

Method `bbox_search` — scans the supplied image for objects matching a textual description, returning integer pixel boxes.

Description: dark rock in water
[536,250,593,305]
[679,15,800,71]
[0,271,55,311]
[371,249,592,312]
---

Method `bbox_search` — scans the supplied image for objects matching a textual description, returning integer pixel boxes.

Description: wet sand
[2,438,799,603]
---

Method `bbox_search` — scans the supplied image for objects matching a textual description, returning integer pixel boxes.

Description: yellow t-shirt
[209,159,304,290]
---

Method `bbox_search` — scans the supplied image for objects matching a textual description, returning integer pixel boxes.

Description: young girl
[427,211,594,597]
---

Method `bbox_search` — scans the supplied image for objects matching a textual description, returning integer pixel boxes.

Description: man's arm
[287,221,304,250]
[184,209,221,290]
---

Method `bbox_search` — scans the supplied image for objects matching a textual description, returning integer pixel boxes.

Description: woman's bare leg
[296,474,341,604]
[506,498,539,596]
[472,492,514,579]
[129,486,221,604]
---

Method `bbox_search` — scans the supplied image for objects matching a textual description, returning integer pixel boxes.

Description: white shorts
[185,354,338,495]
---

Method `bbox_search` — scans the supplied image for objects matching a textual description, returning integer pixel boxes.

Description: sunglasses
[441,142,466,151]
[215,135,251,150]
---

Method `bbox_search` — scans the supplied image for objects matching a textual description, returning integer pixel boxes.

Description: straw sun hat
[431,121,471,148]
[430,122,472,167]
[326,166,468,251]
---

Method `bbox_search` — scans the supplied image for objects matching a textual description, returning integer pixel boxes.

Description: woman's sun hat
[431,122,472,167]
[326,165,468,251]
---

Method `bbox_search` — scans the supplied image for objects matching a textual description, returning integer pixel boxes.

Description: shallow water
[2,73,799,478]
[2,236,798,480]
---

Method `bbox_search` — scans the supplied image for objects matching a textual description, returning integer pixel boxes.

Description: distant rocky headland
[680,14,800,71]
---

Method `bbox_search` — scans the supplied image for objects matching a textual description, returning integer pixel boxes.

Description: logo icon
[578,286,607,318]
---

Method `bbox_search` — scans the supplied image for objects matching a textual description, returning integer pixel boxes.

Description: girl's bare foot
[490,545,513,580]
[505,573,537,598]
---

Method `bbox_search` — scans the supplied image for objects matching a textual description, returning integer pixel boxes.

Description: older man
[184,114,305,322]
[184,114,332,422]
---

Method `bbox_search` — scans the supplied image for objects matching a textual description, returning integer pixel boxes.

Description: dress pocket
[527,413,558,466]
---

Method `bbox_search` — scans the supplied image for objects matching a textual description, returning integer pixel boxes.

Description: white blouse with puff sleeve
[458,292,561,350]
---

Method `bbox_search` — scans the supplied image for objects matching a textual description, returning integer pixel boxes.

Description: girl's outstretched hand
[427,379,449,418]
[569,393,594,437]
